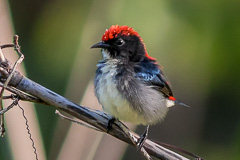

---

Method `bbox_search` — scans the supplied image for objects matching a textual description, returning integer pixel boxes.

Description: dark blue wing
[134,58,173,97]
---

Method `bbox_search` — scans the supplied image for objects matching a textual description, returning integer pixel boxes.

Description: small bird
[91,25,187,147]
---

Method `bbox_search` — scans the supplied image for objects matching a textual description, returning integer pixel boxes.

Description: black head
[91,25,153,62]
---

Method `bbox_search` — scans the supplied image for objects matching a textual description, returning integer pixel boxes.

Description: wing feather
[134,58,173,97]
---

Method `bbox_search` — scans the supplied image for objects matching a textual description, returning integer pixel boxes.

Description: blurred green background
[1,0,240,159]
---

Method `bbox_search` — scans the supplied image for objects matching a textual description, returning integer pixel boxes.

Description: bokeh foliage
[1,0,240,159]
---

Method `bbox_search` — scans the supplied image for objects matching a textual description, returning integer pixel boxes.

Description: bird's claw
[107,116,116,133]
[137,125,149,151]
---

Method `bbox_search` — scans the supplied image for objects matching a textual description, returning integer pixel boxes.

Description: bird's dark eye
[115,38,125,46]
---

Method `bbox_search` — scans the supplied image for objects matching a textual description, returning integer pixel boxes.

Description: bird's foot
[107,116,116,133]
[137,125,149,151]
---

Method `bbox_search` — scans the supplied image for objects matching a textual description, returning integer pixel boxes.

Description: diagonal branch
[0,39,203,160]
[8,72,190,160]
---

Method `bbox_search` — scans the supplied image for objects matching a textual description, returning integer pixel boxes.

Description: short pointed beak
[91,41,112,49]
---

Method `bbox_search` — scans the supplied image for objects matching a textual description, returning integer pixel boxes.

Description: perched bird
[91,25,187,147]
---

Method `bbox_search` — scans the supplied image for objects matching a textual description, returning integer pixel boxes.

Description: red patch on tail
[169,96,176,101]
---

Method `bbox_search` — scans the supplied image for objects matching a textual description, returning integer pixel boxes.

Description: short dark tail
[175,99,190,107]
[169,96,190,107]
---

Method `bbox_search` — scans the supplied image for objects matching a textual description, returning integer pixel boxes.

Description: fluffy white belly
[97,66,146,124]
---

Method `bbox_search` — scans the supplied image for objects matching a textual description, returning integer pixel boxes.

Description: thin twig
[0,83,47,105]
[55,110,101,131]
[0,46,7,136]
[17,103,38,160]
[6,35,24,88]
[0,44,15,49]
[0,97,18,115]
[0,46,6,62]
[0,35,24,136]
